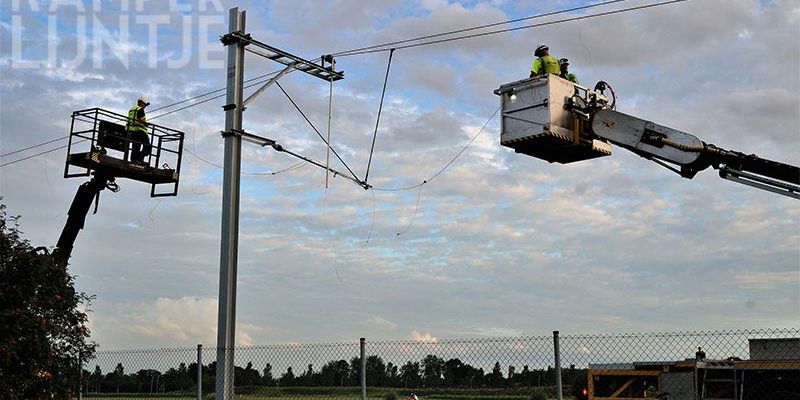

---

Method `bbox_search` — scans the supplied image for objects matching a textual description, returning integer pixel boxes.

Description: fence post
[553,331,563,400]
[78,349,83,400]
[360,338,366,400]
[197,344,203,400]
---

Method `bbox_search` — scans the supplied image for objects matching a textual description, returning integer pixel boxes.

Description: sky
[0,0,798,351]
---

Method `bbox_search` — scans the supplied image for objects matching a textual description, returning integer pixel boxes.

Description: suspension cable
[364,49,395,184]
[274,81,362,183]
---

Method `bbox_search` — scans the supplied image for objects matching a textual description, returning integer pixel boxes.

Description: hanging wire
[365,187,377,243]
[364,49,395,184]
[576,19,602,83]
[322,186,343,283]
[396,183,424,236]
[372,106,500,192]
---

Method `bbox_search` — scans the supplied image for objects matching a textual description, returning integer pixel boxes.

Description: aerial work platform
[64,108,184,197]
[494,74,612,164]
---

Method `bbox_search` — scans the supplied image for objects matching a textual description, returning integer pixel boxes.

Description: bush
[386,391,398,400]
[0,204,96,399]
[530,388,548,400]
[569,370,588,399]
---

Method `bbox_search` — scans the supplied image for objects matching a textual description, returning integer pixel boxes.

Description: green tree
[399,361,421,388]
[443,358,465,387]
[279,366,295,386]
[421,354,445,387]
[486,362,504,388]
[236,361,261,387]
[262,363,275,386]
[365,355,387,387]
[319,359,350,386]
[0,204,96,399]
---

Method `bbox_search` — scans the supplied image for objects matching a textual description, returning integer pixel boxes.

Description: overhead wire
[0,69,289,162]
[185,136,306,176]
[144,0,638,118]
[2,0,685,166]
[0,141,80,168]
[150,67,293,120]
[148,67,290,114]
[1,136,68,158]
[332,0,632,57]
[336,0,687,57]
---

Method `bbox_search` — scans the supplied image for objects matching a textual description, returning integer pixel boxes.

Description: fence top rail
[559,327,800,340]
[90,327,800,355]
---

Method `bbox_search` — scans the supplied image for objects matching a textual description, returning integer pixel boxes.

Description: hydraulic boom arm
[53,173,116,262]
[591,109,800,199]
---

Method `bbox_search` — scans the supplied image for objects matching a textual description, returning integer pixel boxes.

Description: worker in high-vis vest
[559,58,579,84]
[530,44,560,77]
[126,96,151,164]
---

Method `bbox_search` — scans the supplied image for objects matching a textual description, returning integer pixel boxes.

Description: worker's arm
[530,58,542,76]
[137,108,148,125]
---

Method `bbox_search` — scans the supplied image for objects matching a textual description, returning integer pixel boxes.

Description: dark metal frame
[64,107,184,197]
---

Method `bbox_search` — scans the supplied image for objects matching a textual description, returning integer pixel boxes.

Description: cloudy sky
[1,0,798,350]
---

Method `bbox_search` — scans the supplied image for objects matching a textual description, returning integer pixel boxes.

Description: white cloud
[125,297,264,347]
[410,330,438,342]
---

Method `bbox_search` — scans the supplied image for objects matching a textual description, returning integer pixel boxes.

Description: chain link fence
[79,328,799,400]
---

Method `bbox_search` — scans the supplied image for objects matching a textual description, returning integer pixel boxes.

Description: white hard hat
[536,44,548,52]
[138,96,150,105]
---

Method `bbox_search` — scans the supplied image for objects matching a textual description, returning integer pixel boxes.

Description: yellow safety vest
[127,105,147,132]
[561,72,579,84]
[531,55,560,75]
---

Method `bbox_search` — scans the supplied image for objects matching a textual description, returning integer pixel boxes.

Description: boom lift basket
[494,74,611,164]
[64,108,184,197]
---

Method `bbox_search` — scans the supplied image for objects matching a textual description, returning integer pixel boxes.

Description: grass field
[82,386,574,400]
[84,396,574,400]
[83,394,572,400]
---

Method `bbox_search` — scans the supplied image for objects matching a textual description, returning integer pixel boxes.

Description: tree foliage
[0,204,96,399]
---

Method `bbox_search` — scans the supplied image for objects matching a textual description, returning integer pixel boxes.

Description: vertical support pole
[216,7,246,400]
[553,331,563,400]
[360,338,366,400]
[197,344,203,400]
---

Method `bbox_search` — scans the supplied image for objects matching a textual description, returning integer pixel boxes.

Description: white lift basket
[494,74,612,164]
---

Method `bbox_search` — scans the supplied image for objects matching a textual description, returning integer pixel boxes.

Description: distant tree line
[83,354,585,394]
